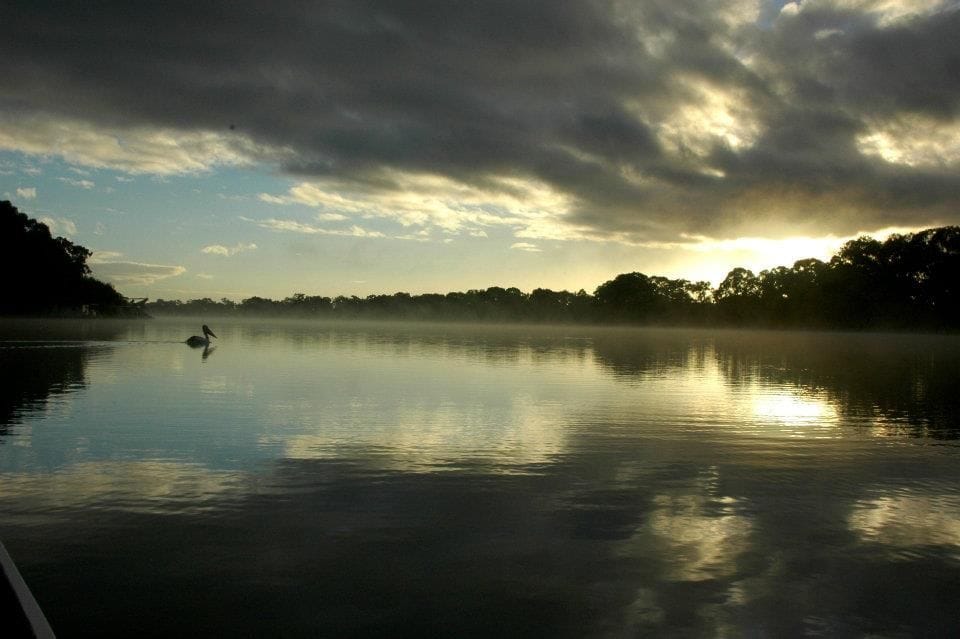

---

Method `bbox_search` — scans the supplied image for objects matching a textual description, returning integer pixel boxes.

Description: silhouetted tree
[0,200,125,315]
[714,267,761,324]
[593,272,661,321]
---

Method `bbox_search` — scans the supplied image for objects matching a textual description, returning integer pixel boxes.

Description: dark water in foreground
[1,319,959,637]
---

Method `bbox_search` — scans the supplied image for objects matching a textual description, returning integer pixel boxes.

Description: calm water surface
[1,318,959,637]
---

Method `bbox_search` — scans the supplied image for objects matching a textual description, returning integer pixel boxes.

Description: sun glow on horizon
[661,225,930,286]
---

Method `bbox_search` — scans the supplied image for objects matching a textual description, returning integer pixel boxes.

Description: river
[1,318,958,636]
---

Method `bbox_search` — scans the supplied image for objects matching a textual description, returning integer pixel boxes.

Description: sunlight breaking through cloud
[650,76,764,159]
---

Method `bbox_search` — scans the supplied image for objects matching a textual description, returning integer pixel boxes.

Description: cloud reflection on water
[0,459,241,517]
[643,489,752,583]
[849,491,960,561]
[280,394,570,473]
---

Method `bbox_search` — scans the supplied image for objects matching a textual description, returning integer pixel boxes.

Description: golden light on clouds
[257,171,579,240]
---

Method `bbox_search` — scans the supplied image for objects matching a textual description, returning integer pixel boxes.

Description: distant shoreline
[140,225,960,332]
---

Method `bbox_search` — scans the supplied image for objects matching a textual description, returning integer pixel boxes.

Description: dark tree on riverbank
[0,200,126,315]
[826,228,960,329]
[710,228,960,330]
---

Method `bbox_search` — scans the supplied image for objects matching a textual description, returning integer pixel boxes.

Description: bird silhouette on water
[186,325,217,347]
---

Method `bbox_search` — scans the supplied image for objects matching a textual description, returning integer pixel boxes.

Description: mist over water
[1,319,959,636]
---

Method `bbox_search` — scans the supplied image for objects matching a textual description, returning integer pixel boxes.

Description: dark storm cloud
[765,4,960,119]
[2,0,960,240]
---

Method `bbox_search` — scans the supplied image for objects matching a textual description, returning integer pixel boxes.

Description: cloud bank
[2,0,960,242]
[89,251,187,285]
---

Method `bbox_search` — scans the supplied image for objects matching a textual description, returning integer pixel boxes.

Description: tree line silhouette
[4,198,957,329]
[1,200,127,315]
[149,225,960,330]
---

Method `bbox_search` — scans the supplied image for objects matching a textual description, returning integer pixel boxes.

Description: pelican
[186,325,217,347]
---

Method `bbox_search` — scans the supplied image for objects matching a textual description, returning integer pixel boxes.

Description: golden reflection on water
[747,388,839,437]
[0,460,240,516]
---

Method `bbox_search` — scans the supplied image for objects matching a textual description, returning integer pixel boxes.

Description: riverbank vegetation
[149,225,960,331]
[0,200,131,316]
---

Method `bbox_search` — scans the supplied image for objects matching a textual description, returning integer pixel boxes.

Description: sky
[2,0,959,301]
